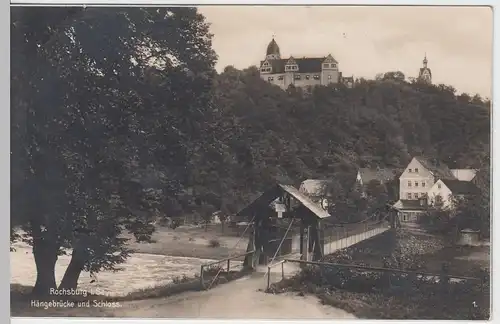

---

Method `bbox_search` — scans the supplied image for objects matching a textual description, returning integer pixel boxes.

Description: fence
[321,221,390,255]
[266,258,485,291]
[264,220,390,260]
[266,259,288,290]
[200,250,255,290]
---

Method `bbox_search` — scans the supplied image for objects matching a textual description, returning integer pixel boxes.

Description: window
[263,62,269,66]
[261,68,267,73]
[323,63,329,68]
[268,77,274,81]
[422,181,426,187]
[305,75,310,80]
[415,181,419,187]
[313,75,320,80]
[267,68,271,72]
[332,63,337,68]
[437,183,441,189]
[408,168,412,173]
[420,192,426,197]
[407,193,412,199]
[401,213,409,222]
[328,75,332,80]
[414,193,419,199]
[278,75,284,80]
[415,168,419,173]
[408,181,412,187]
[294,75,301,80]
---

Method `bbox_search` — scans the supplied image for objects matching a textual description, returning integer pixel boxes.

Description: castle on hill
[258,37,432,89]
[258,37,354,90]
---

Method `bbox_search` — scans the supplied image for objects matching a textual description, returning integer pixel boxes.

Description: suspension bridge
[199,182,394,291]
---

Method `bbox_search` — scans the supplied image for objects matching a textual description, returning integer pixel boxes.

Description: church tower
[266,37,281,60]
[418,54,432,84]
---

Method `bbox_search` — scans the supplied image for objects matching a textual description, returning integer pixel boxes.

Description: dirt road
[117,266,355,319]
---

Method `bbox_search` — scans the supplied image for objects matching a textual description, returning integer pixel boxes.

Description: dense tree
[11,7,216,294]
[200,68,489,220]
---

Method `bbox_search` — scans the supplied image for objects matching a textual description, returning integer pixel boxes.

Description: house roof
[236,183,330,219]
[450,169,477,182]
[260,57,331,74]
[299,179,334,198]
[393,199,427,211]
[414,156,456,180]
[279,184,331,219]
[441,179,480,195]
[358,168,395,184]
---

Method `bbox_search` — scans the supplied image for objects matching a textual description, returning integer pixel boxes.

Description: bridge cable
[269,218,295,264]
[263,218,295,278]
[205,215,256,290]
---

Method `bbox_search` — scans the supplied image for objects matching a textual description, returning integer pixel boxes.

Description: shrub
[208,238,221,248]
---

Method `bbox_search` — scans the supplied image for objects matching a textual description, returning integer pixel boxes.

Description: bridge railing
[321,221,390,254]
[200,249,255,290]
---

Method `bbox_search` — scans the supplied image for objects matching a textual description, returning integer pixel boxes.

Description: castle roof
[260,57,333,73]
[418,54,432,78]
[266,38,280,56]
[419,67,432,78]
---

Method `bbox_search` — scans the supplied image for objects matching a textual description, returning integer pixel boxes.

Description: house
[355,168,395,196]
[427,179,480,210]
[392,198,428,223]
[393,156,479,224]
[397,156,455,201]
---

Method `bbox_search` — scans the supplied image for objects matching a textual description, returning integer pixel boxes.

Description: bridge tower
[239,183,329,269]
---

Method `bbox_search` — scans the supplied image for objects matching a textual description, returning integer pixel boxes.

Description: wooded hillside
[187,66,490,216]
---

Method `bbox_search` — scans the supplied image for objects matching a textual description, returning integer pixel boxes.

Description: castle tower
[418,54,432,84]
[266,37,281,60]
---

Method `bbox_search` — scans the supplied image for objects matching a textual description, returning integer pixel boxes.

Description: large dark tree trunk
[32,239,58,296]
[58,251,85,290]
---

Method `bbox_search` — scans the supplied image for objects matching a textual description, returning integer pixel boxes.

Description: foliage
[11,6,216,294]
[268,229,489,320]
[208,238,221,248]
[198,67,489,222]
[417,207,454,234]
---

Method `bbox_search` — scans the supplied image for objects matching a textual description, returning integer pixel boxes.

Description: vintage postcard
[10,5,492,320]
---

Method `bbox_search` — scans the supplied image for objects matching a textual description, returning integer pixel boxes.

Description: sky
[198,6,493,97]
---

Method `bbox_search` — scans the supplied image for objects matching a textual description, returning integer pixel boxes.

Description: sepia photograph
[10,4,492,320]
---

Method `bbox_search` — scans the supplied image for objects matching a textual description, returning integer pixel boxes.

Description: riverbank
[268,229,490,319]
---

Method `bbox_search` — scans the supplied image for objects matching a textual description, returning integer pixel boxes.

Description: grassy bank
[268,229,490,320]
